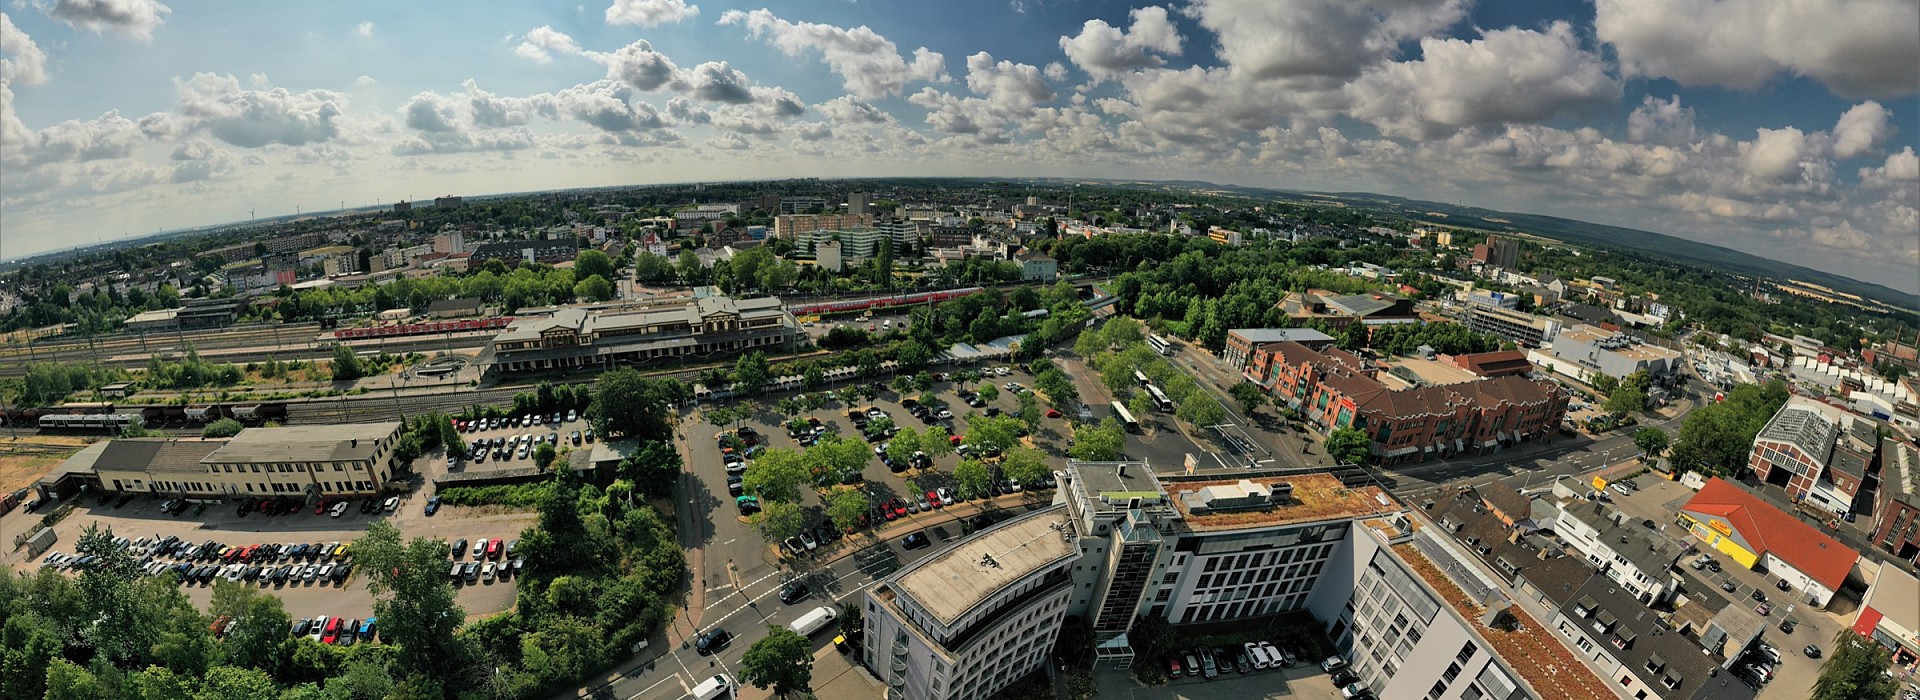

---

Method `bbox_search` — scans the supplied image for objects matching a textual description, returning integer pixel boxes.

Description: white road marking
[624,673,684,700]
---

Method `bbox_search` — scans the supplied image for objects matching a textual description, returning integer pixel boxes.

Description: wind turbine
[249,208,256,221]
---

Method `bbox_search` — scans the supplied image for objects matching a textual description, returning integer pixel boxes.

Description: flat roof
[1861,566,1919,639]
[202,423,400,464]
[1389,357,1485,386]
[893,507,1078,628]
[1165,473,1396,531]
[1229,328,1336,345]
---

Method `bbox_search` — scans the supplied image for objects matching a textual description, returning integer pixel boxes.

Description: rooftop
[1561,577,1750,700]
[1556,325,1683,362]
[202,423,401,464]
[1164,473,1396,531]
[893,506,1078,628]
[1858,566,1919,640]
[1392,543,1616,700]
[1228,328,1337,345]
[1754,403,1839,459]
[1680,478,1859,590]
[1387,357,1485,386]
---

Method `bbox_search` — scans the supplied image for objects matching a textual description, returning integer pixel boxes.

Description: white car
[473,538,489,559]
[329,501,349,518]
[382,496,399,512]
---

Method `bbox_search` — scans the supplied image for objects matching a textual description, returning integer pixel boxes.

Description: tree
[1001,446,1050,486]
[802,365,826,394]
[1229,382,1268,415]
[209,579,291,671]
[826,488,869,533]
[965,413,1024,452]
[734,351,772,396]
[1606,383,1647,414]
[812,435,873,486]
[201,417,245,439]
[955,459,994,499]
[330,344,364,381]
[534,442,557,470]
[753,500,810,543]
[573,274,615,302]
[738,627,814,697]
[886,427,923,466]
[743,448,811,503]
[619,441,682,499]
[1325,427,1372,466]
[1070,418,1127,461]
[1810,629,1899,700]
[1015,392,1042,432]
[574,250,615,281]
[588,369,688,440]
[633,252,673,283]
[1176,393,1226,427]
[352,520,468,685]
[1589,372,1620,396]
[1035,368,1079,411]
[976,383,999,403]
[1632,427,1670,464]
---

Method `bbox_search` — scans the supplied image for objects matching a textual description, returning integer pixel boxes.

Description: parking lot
[687,363,1085,561]
[445,410,597,475]
[5,473,535,623]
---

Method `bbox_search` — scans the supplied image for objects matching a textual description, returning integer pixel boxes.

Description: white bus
[1147,334,1171,355]
[1111,401,1140,432]
[1133,370,1152,387]
[1144,384,1175,413]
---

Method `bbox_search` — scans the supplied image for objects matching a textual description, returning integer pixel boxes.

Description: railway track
[0,441,89,455]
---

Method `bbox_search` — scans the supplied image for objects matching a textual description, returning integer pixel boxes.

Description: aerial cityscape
[0,2,1916,700]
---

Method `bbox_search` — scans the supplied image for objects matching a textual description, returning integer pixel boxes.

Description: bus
[1147,334,1171,356]
[1111,401,1140,432]
[1144,384,1175,413]
[1133,370,1152,387]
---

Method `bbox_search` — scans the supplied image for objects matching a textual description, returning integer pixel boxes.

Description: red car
[1046,409,1062,418]
[314,499,331,515]
[949,434,964,446]
[321,617,343,644]
[882,501,900,521]
[926,490,944,509]
[892,500,910,518]
[486,539,503,560]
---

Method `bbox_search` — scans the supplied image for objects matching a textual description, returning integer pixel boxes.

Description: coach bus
[1111,401,1140,432]
[1144,384,1175,413]
[1147,334,1171,355]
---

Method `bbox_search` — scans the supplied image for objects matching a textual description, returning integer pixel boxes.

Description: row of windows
[212,461,359,474]
[150,479,377,494]
[1176,593,1308,623]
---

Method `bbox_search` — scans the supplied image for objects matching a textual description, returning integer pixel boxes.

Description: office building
[672,204,739,231]
[1465,305,1559,348]
[774,213,874,241]
[468,240,577,265]
[1473,236,1519,270]
[1872,437,1920,564]
[1207,226,1243,246]
[58,423,404,500]
[1246,341,1568,465]
[1538,325,1682,380]
[1466,289,1520,310]
[779,197,827,215]
[878,218,922,252]
[847,192,871,216]
[487,294,799,375]
[434,195,463,209]
[929,225,978,249]
[1747,399,1878,513]
[793,227,893,259]
[1677,478,1860,607]
[432,231,466,255]
[815,240,844,273]
[1225,328,1337,370]
[864,505,1080,700]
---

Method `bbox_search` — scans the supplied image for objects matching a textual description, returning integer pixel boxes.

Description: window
[1442,662,1462,683]
[1456,641,1478,665]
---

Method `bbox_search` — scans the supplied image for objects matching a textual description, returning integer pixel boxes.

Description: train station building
[485,293,800,375]
[39,422,404,503]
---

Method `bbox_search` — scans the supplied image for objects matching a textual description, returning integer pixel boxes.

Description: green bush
[436,482,555,508]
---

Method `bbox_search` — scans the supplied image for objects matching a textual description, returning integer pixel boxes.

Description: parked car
[1802,644,1821,658]
[424,496,440,516]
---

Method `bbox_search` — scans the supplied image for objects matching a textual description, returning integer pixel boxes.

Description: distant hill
[1085,179,1915,311]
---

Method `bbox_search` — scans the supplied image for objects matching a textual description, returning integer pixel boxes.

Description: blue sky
[2,0,1916,292]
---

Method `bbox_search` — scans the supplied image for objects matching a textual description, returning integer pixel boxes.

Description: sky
[1,0,1916,292]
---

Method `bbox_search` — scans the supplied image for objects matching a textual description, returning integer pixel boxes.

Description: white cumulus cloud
[1595,0,1920,97]
[1057,6,1184,83]
[720,9,948,98]
[605,0,699,27]
[1345,22,1620,139]
[1,13,50,85]
[35,0,171,40]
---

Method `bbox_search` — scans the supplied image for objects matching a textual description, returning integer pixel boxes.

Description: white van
[1243,641,1270,670]
[689,673,735,700]
[788,606,838,637]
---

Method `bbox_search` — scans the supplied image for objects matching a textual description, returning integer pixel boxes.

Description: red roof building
[1443,350,1534,378]
[1677,478,1859,607]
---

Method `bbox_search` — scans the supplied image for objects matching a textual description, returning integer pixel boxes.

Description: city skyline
[1,0,1916,292]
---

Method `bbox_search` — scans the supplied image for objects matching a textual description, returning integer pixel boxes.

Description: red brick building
[1874,437,1920,564]
[1245,341,1568,465]
[1748,400,1880,514]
